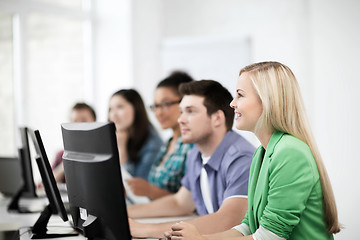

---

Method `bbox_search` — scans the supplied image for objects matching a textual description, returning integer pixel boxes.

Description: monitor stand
[0,230,20,239]
[8,185,31,213]
[82,214,102,240]
[31,204,78,239]
[7,186,43,214]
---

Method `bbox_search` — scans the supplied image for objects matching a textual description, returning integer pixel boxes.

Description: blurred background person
[126,71,194,199]
[52,102,96,183]
[108,89,163,179]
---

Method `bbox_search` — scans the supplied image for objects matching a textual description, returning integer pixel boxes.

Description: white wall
[92,0,133,122]
[310,1,360,238]
[131,0,360,238]
[161,0,312,104]
[131,0,163,106]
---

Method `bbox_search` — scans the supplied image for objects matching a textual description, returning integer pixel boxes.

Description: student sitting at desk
[52,102,96,183]
[108,89,163,179]
[166,62,341,240]
[126,71,194,199]
[128,80,255,238]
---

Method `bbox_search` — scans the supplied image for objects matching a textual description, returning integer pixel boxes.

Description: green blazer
[242,131,333,240]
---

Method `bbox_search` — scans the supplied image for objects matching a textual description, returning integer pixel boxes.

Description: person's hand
[164,231,172,240]
[126,178,153,197]
[167,221,206,240]
[128,218,149,238]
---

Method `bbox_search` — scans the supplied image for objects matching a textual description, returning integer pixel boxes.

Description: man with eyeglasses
[128,80,255,238]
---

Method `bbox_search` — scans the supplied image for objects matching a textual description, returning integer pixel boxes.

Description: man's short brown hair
[179,80,234,131]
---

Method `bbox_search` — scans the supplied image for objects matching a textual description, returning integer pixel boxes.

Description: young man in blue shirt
[128,80,255,238]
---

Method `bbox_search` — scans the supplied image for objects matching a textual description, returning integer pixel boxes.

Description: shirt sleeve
[180,146,197,191]
[223,150,252,199]
[180,162,191,191]
[253,226,286,240]
[232,223,251,236]
[52,150,64,169]
[242,210,249,226]
[259,142,318,239]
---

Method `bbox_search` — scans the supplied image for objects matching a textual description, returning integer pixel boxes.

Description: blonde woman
[166,62,340,240]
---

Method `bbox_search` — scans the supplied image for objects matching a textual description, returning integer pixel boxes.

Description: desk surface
[0,195,196,240]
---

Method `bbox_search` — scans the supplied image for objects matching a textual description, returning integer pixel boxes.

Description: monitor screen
[29,129,77,239]
[0,157,22,196]
[61,122,131,240]
[19,127,37,198]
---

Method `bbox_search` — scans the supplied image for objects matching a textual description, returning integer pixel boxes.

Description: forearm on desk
[190,197,247,235]
[148,185,172,199]
[136,199,246,238]
[205,235,253,240]
[138,220,178,238]
[128,197,194,219]
[132,214,197,238]
[138,211,247,239]
[186,211,241,235]
[128,187,195,218]
[204,228,245,240]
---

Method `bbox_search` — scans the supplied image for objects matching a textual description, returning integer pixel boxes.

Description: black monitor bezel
[19,127,37,198]
[30,129,68,220]
[28,129,78,239]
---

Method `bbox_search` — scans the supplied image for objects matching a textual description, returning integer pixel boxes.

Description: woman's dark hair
[110,89,150,163]
[157,71,193,97]
[179,80,234,131]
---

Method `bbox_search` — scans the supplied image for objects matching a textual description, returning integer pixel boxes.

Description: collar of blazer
[248,131,285,230]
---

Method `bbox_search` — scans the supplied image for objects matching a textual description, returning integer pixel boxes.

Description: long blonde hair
[240,61,340,234]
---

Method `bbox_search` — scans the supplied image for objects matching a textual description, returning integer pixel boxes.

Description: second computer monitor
[62,122,131,240]
[0,157,22,196]
[19,127,37,198]
[29,130,77,239]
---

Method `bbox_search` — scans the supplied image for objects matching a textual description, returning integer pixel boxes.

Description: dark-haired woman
[126,72,194,200]
[109,89,163,179]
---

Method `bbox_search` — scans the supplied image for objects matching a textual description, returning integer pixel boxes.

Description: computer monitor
[19,127,38,198]
[61,122,131,240]
[29,129,78,239]
[0,156,22,196]
[8,127,38,212]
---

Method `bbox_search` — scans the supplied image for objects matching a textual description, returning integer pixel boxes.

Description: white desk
[0,196,195,240]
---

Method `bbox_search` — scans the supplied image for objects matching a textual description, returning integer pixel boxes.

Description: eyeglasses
[149,100,181,112]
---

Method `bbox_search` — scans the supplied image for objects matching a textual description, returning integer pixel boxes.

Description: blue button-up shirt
[181,130,255,215]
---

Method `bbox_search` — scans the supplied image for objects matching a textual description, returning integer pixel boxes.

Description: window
[36,0,83,9]
[0,13,15,156]
[0,1,93,160]
[26,13,86,157]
